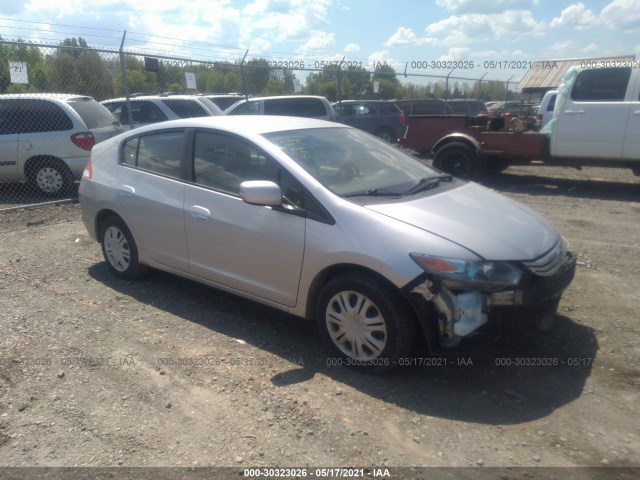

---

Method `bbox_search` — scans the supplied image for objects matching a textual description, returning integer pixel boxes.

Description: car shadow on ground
[89,263,597,426]
[479,170,640,203]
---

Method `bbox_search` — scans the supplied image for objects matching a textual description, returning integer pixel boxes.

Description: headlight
[409,253,522,289]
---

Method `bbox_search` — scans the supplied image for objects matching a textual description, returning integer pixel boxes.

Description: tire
[432,142,483,180]
[29,159,74,196]
[374,127,395,143]
[316,273,417,373]
[100,217,147,280]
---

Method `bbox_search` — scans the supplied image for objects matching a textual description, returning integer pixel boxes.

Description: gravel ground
[0,165,639,479]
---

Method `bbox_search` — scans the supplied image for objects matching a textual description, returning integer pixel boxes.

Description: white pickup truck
[399,66,640,178]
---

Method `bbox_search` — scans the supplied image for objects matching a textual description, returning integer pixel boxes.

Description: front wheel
[317,273,417,373]
[100,217,147,279]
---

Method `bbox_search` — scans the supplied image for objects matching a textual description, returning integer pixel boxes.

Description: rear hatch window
[67,97,119,129]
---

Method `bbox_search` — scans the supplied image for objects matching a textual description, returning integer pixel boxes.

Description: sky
[1,0,639,82]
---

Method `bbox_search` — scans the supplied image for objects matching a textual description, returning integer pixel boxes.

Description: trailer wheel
[433,142,482,179]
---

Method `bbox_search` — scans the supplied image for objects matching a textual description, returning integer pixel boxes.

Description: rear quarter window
[68,99,118,129]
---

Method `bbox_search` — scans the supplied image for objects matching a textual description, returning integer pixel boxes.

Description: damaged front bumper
[407,250,577,348]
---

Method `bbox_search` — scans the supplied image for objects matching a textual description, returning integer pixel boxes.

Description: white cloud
[549,40,574,54]
[438,47,471,60]
[435,0,539,14]
[550,3,598,30]
[296,30,335,53]
[600,0,640,32]
[581,42,599,53]
[344,43,360,52]
[367,50,403,71]
[384,27,421,47]
[424,11,545,47]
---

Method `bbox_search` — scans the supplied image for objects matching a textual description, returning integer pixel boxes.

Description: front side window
[0,100,21,134]
[193,131,279,195]
[571,67,631,102]
[122,131,183,177]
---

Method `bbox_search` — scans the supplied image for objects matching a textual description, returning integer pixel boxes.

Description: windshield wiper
[343,188,402,198]
[402,174,453,196]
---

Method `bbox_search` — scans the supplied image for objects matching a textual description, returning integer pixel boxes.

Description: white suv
[0,93,124,196]
[101,95,224,129]
[225,95,336,121]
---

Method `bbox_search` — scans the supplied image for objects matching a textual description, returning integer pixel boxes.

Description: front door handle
[189,205,210,220]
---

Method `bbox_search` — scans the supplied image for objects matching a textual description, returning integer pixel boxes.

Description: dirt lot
[0,166,639,479]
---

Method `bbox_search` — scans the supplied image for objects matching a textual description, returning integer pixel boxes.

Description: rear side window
[547,94,557,112]
[161,99,209,118]
[18,100,73,133]
[67,98,117,129]
[122,131,183,178]
[571,68,631,102]
[126,101,167,124]
[264,98,327,117]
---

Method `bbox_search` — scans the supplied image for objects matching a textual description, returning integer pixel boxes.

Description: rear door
[0,99,20,181]
[116,129,188,271]
[553,67,632,158]
[183,129,306,306]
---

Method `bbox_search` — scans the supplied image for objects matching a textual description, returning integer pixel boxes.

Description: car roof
[0,93,94,101]
[125,115,343,136]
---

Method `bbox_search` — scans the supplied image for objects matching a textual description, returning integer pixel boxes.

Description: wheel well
[305,264,415,316]
[95,210,123,239]
[433,136,478,155]
[24,155,71,177]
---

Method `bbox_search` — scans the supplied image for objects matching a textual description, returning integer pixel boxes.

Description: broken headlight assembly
[409,253,523,291]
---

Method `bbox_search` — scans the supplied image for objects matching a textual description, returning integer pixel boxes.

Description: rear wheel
[100,217,147,279]
[433,142,483,179]
[29,159,74,196]
[317,273,416,373]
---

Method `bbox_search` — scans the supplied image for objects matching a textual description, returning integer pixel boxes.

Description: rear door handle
[189,205,210,220]
[118,185,135,197]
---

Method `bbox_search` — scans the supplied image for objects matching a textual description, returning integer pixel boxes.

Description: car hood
[364,182,559,261]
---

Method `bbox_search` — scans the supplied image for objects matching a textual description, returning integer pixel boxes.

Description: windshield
[263,127,441,196]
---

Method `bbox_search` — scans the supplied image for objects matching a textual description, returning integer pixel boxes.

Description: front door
[184,130,305,307]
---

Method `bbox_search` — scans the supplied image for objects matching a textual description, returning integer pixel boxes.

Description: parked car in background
[79,116,575,372]
[445,99,488,116]
[0,93,123,196]
[101,95,223,128]
[536,90,558,129]
[393,98,453,116]
[225,95,335,121]
[204,94,247,110]
[332,100,406,142]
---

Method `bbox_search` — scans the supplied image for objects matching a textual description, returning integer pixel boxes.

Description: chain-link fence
[1,38,523,209]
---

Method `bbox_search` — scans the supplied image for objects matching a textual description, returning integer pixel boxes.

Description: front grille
[522,240,566,276]
[521,251,577,306]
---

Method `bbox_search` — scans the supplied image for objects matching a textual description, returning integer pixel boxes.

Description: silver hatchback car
[79,116,576,372]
